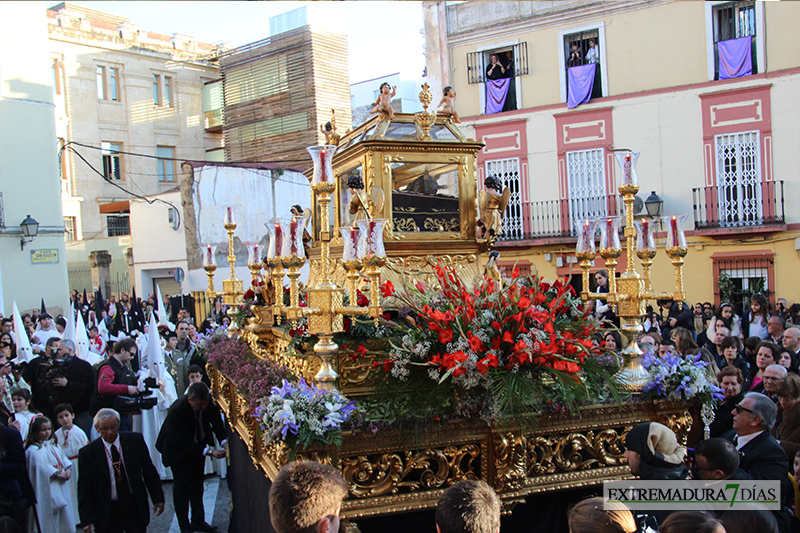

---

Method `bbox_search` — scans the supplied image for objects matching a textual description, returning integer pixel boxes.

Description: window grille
[486,158,523,240]
[106,215,130,237]
[715,131,761,227]
[566,148,607,235]
[466,43,528,84]
[64,216,76,242]
[713,1,757,78]
[714,255,772,314]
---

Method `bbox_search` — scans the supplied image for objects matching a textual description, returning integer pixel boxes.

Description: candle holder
[576,151,689,393]
[263,146,388,391]
[203,209,245,335]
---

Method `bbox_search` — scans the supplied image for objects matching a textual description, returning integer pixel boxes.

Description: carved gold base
[210,366,691,519]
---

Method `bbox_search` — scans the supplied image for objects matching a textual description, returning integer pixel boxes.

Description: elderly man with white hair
[762,363,788,402]
[77,409,164,533]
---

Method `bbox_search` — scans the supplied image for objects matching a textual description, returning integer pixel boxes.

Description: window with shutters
[566,148,607,235]
[102,142,123,181]
[486,158,523,241]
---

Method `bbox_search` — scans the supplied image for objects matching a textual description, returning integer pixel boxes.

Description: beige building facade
[47,2,223,295]
[424,0,800,310]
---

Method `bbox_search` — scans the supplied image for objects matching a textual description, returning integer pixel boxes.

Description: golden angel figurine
[347,174,385,223]
[478,175,510,238]
[483,250,502,283]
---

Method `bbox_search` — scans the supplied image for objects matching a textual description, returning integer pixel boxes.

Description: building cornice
[446,0,672,47]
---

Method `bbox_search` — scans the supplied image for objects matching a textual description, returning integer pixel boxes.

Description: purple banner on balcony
[718,37,752,79]
[485,78,510,114]
[567,64,596,109]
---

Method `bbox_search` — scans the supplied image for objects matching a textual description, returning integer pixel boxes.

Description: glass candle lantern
[340,226,360,262]
[576,219,597,256]
[247,243,261,266]
[598,216,622,252]
[267,220,290,259]
[203,245,217,268]
[288,217,305,259]
[615,151,640,187]
[356,219,387,258]
[306,145,338,186]
[663,214,688,250]
[224,207,235,225]
[633,219,656,253]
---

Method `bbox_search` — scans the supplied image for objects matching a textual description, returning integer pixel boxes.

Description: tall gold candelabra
[202,210,245,335]
[577,150,689,392]
[264,145,386,390]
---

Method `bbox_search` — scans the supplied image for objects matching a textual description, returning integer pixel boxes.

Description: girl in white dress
[25,417,77,533]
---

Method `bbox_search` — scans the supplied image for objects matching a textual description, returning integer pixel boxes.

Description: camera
[113,394,158,413]
[36,358,68,387]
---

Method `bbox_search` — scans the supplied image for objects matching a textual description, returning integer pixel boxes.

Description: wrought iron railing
[499,195,624,241]
[106,215,130,237]
[692,180,784,230]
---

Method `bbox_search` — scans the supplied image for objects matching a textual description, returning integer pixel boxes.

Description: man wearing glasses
[78,409,164,533]
[724,392,788,483]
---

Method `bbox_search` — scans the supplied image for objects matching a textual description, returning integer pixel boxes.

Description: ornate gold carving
[341,444,480,498]
[494,432,527,491]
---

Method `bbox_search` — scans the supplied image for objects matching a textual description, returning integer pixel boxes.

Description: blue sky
[74,1,427,84]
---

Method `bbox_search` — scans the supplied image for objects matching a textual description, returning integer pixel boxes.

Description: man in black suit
[78,409,164,533]
[0,425,35,530]
[156,382,226,533]
[723,391,788,481]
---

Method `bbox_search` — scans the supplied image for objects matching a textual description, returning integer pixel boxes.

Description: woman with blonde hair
[568,497,637,533]
[670,327,698,356]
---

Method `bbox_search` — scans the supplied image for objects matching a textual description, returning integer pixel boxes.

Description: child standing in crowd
[25,417,77,533]
[743,293,770,340]
[53,403,88,515]
[10,389,37,444]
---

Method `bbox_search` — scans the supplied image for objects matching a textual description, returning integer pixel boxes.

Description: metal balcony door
[566,149,607,235]
[715,131,761,227]
[486,158,523,240]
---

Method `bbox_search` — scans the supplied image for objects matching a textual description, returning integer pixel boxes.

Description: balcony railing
[499,195,623,242]
[107,215,130,237]
[692,180,785,231]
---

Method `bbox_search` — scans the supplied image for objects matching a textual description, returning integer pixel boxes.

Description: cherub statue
[320,121,333,144]
[290,205,313,257]
[437,86,460,123]
[478,175,510,239]
[369,82,397,120]
[348,174,385,223]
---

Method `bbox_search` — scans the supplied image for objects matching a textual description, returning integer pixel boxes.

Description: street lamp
[20,215,39,250]
[644,191,663,218]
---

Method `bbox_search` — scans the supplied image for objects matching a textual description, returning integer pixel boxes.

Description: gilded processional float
[201,86,713,527]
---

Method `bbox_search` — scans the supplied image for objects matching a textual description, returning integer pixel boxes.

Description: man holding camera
[96,338,148,432]
[22,338,96,435]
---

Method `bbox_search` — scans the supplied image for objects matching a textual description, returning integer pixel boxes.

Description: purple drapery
[567,64,596,109]
[485,78,510,114]
[718,37,752,79]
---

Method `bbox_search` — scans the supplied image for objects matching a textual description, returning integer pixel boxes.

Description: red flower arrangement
[374,263,609,420]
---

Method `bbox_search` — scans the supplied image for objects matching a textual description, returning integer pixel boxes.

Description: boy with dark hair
[269,461,349,533]
[435,480,501,533]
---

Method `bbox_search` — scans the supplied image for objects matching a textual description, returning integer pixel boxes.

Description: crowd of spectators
[0,291,228,533]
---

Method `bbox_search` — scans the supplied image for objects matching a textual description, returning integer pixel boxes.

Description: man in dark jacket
[659,298,692,340]
[0,425,35,529]
[78,409,164,533]
[156,383,226,533]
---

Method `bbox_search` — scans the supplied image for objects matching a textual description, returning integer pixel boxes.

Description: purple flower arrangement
[643,352,724,406]
[256,378,357,449]
[203,330,293,405]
